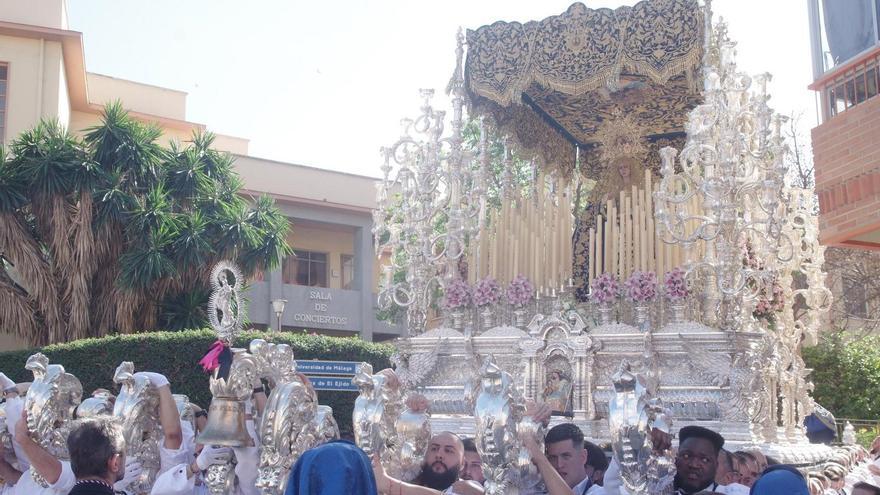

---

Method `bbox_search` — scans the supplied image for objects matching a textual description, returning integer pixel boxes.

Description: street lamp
[271,299,287,333]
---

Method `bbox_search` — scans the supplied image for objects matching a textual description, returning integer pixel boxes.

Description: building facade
[809,0,880,248]
[0,0,399,348]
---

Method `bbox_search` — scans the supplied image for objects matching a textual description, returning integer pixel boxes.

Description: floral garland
[590,273,620,305]
[624,271,658,303]
[444,278,472,310]
[506,275,534,308]
[742,239,785,324]
[663,267,689,302]
[473,276,502,307]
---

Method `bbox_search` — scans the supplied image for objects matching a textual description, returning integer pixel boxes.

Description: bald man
[413,432,465,491]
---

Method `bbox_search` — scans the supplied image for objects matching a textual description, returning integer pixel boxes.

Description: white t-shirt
[571,477,605,495]
[150,463,194,495]
[716,482,750,495]
[11,461,75,495]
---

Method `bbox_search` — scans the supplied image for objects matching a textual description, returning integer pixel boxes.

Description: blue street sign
[296,360,360,376]
[309,376,358,392]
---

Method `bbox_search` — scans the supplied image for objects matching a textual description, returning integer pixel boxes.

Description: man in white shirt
[8,407,76,495]
[527,423,604,495]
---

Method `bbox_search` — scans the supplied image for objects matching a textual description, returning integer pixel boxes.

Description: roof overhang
[0,20,205,132]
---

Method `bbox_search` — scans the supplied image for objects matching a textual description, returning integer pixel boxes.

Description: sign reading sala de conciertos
[291,289,350,327]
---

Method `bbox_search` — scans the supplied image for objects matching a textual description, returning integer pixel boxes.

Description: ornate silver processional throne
[361,2,838,490]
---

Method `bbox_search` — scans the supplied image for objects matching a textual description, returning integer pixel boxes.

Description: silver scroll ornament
[352,363,402,463]
[608,361,675,495]
[112,362,162,494]
[393,398,432,482]
[23,353,83,487]
[251,339,339,495]
[474,355,531,495]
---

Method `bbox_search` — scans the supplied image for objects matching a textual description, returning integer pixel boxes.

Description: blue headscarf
[285,440,378,495]
[750,465,809,495]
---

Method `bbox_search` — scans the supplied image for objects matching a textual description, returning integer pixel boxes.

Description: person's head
[715,449,741,486]
[733,451,760,487]
[544,423,588,488]
[418,432,464,490]
[674,426,724,492]
[548,371,561,387]
[750,465,809,495]
[852,482,880,495]
[460,438,484,484]
[286,440,377,495]
[584,441,608,486]
[66,418,126,483]
[746,449,767,472]
[823,463,846,490]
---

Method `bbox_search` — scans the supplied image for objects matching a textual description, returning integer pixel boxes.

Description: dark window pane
[311,252,327,263]
[856,71,868,103]
[293,249,308,259]
[0,81,6,94]
[868,67,879,99]
[0,66,6,80]
[296,259,310,285]
[341,254,354,290]
[846,79,857,107]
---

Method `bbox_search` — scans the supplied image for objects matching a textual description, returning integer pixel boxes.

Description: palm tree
[0,103,291,345]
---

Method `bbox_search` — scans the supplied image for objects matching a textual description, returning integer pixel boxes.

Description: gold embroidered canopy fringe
[464,0,705,176]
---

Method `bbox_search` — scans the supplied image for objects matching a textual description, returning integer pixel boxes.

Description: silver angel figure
[608,361,675,495]
[251,339,327,495]
[352,363,401,462]
[112,362,162,494]
[474,355,525,495]
[23,353,83,487]
[395,402,431,481]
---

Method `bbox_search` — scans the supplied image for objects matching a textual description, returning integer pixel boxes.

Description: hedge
[0,329,394,434]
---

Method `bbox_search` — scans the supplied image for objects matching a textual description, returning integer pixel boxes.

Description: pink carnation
[506,275,534,308]
[590,273,620,304]
[444,278,471,310]
[663,267,689,302]
[473,277,502,307]
[624,271,658,303]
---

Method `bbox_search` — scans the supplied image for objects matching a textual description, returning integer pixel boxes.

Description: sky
[67,0,816,178]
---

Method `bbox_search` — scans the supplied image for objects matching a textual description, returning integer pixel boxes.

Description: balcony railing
[811,46,880,122]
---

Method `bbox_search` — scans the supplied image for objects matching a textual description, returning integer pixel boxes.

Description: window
[341,254,354,290]
[0,64,7,143]
[282,250,328,287]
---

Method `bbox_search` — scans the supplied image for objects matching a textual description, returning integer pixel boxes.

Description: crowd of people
[0,365,878,495]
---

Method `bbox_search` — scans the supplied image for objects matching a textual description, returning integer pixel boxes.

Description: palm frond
[0,146,29,212]
[118,222,177,288]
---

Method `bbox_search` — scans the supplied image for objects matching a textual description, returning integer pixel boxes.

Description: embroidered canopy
[465,0,705,176]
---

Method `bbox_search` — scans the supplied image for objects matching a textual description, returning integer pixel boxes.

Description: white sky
[68,0,816,178]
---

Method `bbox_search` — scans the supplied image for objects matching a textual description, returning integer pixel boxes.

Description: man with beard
[673,426,724,494]
[373,432,484,495]
[413,432,465,490]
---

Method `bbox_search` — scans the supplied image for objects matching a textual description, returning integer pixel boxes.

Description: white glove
[196,445,232,471]
[113,459,143,491]
[133,371,170,388]
[0,373,14,392]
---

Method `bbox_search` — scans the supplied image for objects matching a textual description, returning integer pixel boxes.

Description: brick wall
[814,95,880,246]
